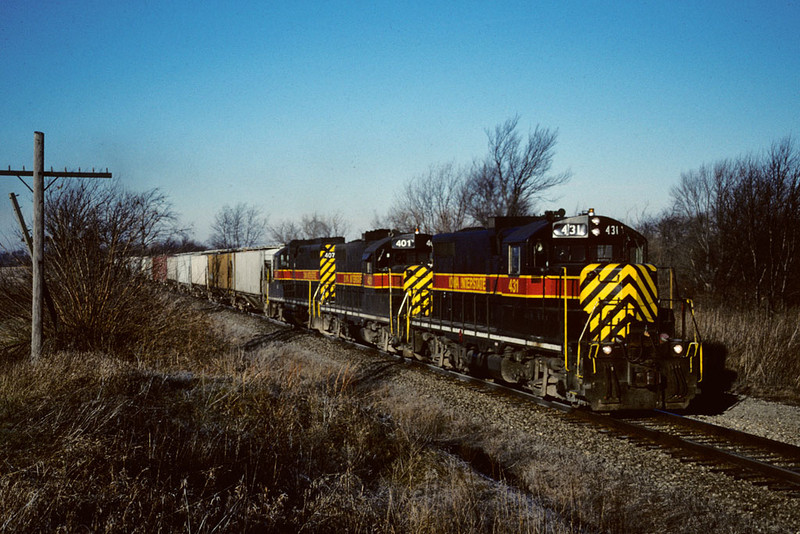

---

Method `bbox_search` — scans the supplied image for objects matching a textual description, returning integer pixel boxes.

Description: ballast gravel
[212,308,800,533]
[689,397,800,448]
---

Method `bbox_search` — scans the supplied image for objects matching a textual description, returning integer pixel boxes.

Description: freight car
[197,246,282,307]
[145,209,703,411]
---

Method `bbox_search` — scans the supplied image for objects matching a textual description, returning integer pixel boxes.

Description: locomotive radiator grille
[579,264,658,342]
[404,265,432,317]
[319,244,336,303]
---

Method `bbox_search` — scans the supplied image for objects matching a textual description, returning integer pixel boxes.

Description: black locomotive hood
[503,220,550,245]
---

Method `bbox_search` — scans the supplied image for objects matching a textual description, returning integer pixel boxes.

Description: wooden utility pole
[31,132,44,361]
[1,131,111,362]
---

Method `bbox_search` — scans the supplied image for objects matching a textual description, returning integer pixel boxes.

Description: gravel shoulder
[210,306,800,533]
[689,396,800,447]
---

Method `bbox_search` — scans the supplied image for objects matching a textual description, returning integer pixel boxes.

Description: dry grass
[0,342,573,533]
[369,383,768,534]
[1,322,785,532]
[697,305,800,402]
[0,266,227,367]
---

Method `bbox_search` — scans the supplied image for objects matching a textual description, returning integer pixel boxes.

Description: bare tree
[300,212,349,239]
[269,212,349,243]
[268,220,302,244]
[466,115,571,226]
[385,162,470,233]
[128,188,181,253]
[667,136,800,309]
[670,160,735,295]
[209,203,266,249]
[725,138,800,308]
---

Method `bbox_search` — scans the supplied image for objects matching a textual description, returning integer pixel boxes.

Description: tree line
[642,136,799,310]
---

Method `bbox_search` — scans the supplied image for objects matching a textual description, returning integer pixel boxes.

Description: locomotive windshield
[553,244,586,263]
[552,241,644,264]
[366,233,433,272]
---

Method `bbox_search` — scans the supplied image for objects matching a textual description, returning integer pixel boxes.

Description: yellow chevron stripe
[319,244,336,302]
[405,265,432,317]
[579,264,620,303]
[580,263,660,342]
[604,286,656,321]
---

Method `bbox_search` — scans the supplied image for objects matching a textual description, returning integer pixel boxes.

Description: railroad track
[587,409,800,495]
[395,358,800,496]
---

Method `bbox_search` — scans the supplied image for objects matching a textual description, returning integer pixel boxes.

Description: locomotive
[151,209,703,411]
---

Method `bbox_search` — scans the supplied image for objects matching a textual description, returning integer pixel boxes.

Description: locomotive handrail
[309,281,320,327]
[685,298,704,382]
[656,296,704,339]
[397,290,411,342]
[587,343,600,374]
[577,303,604,377]
[687,341,703,381]
[563,267,569,372]
[388,269,394,336]
[576,308,593,377]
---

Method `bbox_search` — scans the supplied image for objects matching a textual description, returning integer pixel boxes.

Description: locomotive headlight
[672,343,684,355]
[591,217,600,225]
[602,345,614,355]
[591,227,601,236]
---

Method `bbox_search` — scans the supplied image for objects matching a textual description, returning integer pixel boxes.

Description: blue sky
[2,0,798,245]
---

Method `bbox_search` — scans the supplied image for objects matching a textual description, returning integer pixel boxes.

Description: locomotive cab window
[596,245,614,262]
[404,250,429,267]
[392,250,412,270]
[277,252,288,270]
[628,244,645,264]
[531,240,546,268]
[376,250,389,271]
[508,245,522,275]
[554,244,586,263]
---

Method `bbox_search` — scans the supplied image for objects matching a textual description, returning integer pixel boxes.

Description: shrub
[0,182,214,363]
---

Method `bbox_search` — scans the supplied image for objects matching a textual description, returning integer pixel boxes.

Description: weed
[698,305,800,401]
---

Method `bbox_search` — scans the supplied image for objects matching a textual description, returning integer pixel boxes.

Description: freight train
[138,209,703,411]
